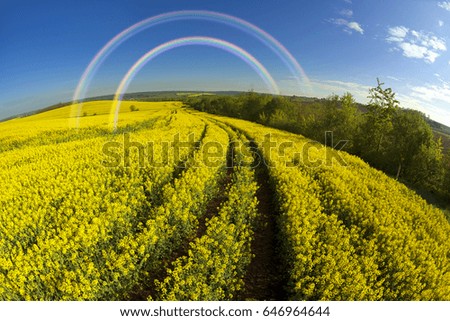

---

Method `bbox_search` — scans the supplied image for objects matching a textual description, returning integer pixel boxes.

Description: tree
[241,91,271,120]
[389,109,443,183]
[406,138,444,189]
[329,93,359,151]
[368,79,398,150]
[253,96,299,132]
[443,150,450,200]
[305,93,358,151]
[339,93,359,151]
[129,105,138,112]
[355,79,399,166]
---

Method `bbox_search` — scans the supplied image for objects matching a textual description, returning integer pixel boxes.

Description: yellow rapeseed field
[0,101,449,300]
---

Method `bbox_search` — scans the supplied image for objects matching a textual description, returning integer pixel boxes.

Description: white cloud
[388,26,409,39]
[330,3,363,35]
[410,83,450,104]
[386,26,446,63]
[424,36,447,51]
[400,83,450,127]
[439,20,444,27]
[438,2,450,11]
[398,42,439,63]
[347,22,364,34]
[410,30,447,51]
[330,18,364,35]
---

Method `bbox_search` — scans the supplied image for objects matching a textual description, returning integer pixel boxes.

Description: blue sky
[1,0,450,126]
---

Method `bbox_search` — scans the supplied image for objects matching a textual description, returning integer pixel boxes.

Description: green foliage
[444,150,450,200]
[368,78,400,111]
[311,93,359,151]
[354,79,398,162]
[354,80,445,190]
[337,92,359,149]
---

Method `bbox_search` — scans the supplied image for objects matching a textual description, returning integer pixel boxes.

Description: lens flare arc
[71,10,311,127]
[110,36,280,130]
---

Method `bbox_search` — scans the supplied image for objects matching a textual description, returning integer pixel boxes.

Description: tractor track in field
[127,122,210,300]
[239,139,288,301]
[135,122,208,225]
[130,128,235,300]
[212,119,288,300]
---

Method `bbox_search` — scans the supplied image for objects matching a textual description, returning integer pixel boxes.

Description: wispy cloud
[397,92,450,126]
[438,2,450,11]
[347,22,364,34]
[439,20,444,27]
[386,26,408,41]
[340,9,353,18]
[386,76,401,81]
[386,26,446,63]
[329,3,363,35]
[278,77,371,102]
[309,79,371,102]
[399,82,450,127]
[330,18,364,34]
[319,79,371,90]
[410,83,450,104]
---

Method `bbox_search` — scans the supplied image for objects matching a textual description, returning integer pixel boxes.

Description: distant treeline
[186,81,450,206]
